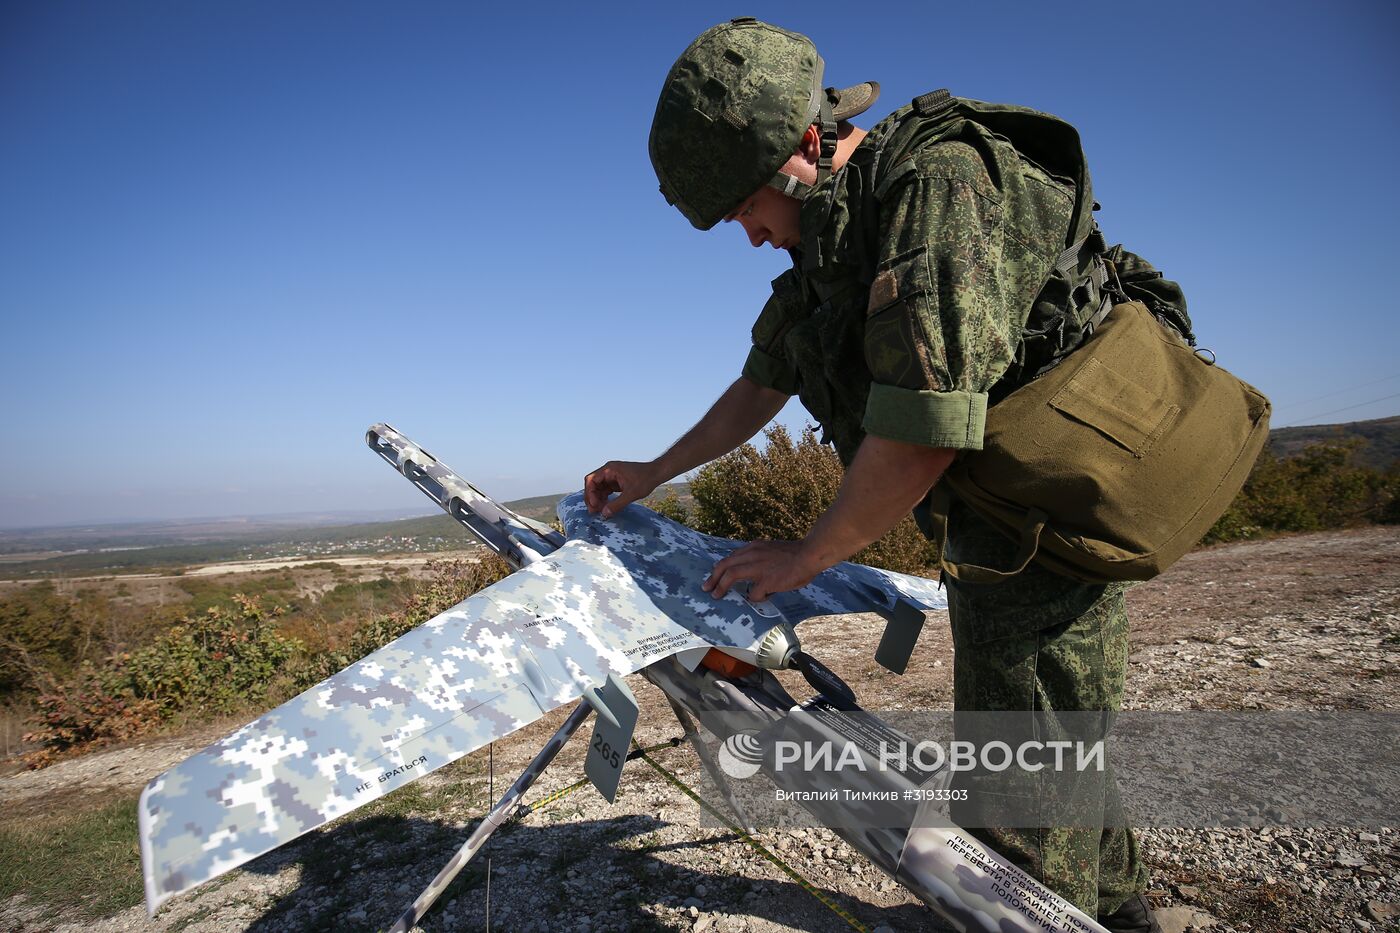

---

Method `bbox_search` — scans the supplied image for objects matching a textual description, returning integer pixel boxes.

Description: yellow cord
[509,738,869,933]
[514,739,679,817]
[631,743,869,933]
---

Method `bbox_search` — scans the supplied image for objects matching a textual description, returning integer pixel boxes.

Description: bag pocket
[1048,355,1180,459]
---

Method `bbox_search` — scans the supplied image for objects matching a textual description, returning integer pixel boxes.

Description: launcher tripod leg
[661,692,757,834]
[387,702,593,933]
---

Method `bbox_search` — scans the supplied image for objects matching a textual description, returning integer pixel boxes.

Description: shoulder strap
[911,88,955,118]
[879,89,961,170]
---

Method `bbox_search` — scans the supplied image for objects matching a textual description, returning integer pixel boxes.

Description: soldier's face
[725,142,817,252]
[726,184,803,251]
[722,128,817,250]
[728,182,806,249]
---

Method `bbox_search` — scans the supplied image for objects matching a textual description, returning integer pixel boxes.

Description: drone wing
[138,539,705,915]
[143,431,951,915]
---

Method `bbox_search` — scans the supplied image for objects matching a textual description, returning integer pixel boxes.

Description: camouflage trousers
[941,498,1149,918]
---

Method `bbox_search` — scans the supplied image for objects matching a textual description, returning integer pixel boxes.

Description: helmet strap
[816,88,838,186]
[767,88,839,203]
[766,171,814,200]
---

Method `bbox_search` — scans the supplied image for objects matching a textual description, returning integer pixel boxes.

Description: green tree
[1205,440,1399,543]
[0,583,105,700]
[687,425,937,575]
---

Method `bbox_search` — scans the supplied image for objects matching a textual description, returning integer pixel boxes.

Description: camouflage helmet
[649,17,880,230]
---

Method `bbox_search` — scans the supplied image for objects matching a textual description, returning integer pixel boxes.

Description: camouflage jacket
[741,94,1104,465]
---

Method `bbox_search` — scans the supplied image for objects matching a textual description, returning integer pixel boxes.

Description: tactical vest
[770,91,1193,466]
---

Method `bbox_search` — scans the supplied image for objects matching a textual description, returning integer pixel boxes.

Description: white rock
[1156,906,1218,932]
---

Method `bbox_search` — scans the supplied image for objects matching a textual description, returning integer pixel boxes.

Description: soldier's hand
[584,460,662,519]
[703,539,825,603]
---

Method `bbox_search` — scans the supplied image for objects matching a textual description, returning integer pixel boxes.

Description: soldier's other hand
[584,460,661,519]
[703,540,823,603]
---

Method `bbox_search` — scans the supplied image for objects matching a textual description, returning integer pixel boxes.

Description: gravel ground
[1,526,1397,933]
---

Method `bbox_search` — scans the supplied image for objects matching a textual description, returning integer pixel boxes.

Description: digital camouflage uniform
[738,95,1150,917]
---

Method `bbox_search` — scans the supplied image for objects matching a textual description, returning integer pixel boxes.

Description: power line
[1274,371,1400,409]
[1281,391,1400,426]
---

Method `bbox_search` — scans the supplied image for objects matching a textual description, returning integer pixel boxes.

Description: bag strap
[927,484,1048,584]
[1025,227,1116,380]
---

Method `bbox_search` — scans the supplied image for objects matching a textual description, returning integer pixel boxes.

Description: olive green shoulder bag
[929,300,1271,583]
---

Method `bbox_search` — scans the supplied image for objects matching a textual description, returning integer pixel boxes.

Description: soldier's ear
[796,125,822,163]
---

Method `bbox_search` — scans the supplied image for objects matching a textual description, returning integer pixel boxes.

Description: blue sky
[2,1,1397,528]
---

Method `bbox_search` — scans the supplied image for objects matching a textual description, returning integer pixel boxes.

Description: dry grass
[0,795,144,920]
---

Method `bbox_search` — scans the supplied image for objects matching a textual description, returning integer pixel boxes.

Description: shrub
[645,488,691,525]
[175,572,298,615]
[22,594,300,764]
[0,583,106,701]
[1381,466,1400,526]
[20,557,515,765]
[687,425,938,575]
[288,555,512,693]
[23,678,161,766]
[1204,440,1399,544]
[119,595,302,717]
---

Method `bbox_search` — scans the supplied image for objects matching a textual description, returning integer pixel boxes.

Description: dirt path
[2,527,1397,933]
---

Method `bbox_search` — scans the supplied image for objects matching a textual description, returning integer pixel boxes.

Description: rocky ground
[1,526,1397,933]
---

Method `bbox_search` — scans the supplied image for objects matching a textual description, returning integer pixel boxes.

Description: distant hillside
[501,493,566,524]
[0,509,428,556]
[1269,415,1400,470]
[0,483,695,578]
[0,513,472,578]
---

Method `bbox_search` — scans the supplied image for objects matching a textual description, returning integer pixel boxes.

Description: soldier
[585,17,1169,933]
